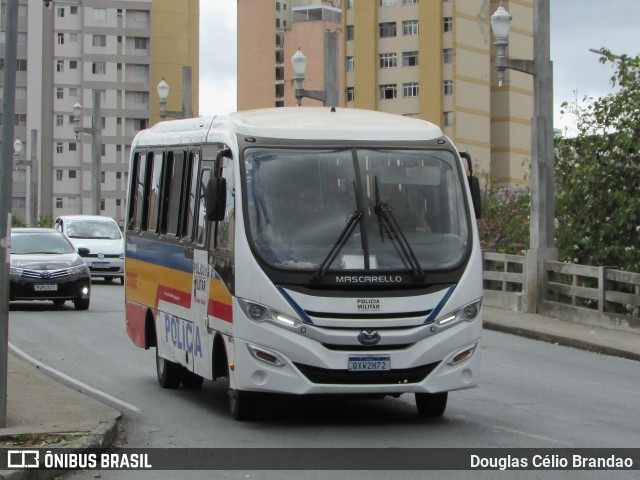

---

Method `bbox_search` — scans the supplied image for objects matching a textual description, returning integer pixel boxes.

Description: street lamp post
[73,90,102,216]
[491,0,556,313]
[157,66,193,120]
[13,139,31,226]
[291,34,338,107]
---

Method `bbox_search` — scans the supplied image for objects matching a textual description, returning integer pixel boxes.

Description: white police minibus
[125,107,483,420]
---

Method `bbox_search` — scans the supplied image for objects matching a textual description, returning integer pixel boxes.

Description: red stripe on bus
[208,299,233,323]
[125,301,149,349]
[156,285,191,309]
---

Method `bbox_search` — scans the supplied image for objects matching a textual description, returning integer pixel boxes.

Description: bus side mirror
[205,177,227,222]
[468,176,481,219]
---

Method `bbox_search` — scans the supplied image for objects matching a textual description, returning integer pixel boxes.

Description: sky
[198,1,640,136]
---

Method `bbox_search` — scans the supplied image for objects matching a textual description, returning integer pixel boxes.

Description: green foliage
[11,215,26,228]
[556,49,640,272]
[37,215,54,228]
[477,180,530,255]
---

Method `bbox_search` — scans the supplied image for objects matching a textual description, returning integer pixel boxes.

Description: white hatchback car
[54,215,125,284]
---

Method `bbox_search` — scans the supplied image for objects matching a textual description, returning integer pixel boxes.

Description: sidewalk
[0,306,639,479]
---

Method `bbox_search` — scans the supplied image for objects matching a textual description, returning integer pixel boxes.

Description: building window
[403,83,419,98]
[57,33,64,45]
[116,171,122,179]
[18,5,27,16]
[69,170,77,179]
[379,22,397,38]
[56,198,63,209]
[275,84,284,98]
[134,119,148,130]
[275,18,280,28]
[69,143,77,152]
[402,51,418,67]
[443,111,453,127]
[15,114,27,126]
[443,48,453,64]
[116,199,121,207]
[55,115,64,127]
[16,87,26,100]
[12,197,26,209]
[70,33,78,43]
[444,80,453,95]
[93,35,107,47]
[134,37,148,50]
[92,62,106,74]
[56,143,63,154]
[275,67,284,81]
[133,92,148,104]
[346,25,354,41]
[379,53,397,69]
[93,8,106,21]
[17,59,27,71]
[69,87,77,97]
[56,60,64,72]
[56,170,63,181]
[70,6,78,15]
[117,9,123,17]
[348,0,354,7]
[380,0,396,6]
[403,0,418,4]
[101,172,106,184]
[276,2,281,11]
[100,199,105,211]
[379,84,397,100]
[347,87,355,103]
[56,88,64,99]
[403,20,418,36]
[101,144,106,156]
[135,11,149,24]
[17,32,27,44]
[346,56,354,72]
[69,60,78,69]
[444,17,453,32]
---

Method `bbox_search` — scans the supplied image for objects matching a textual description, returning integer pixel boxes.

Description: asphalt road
[8,283,640,479]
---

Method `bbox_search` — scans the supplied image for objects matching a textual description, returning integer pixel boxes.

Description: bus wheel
[155,347,182,389]
[229,388,255,421]
[415,392,448,417]
[182,369,204,389]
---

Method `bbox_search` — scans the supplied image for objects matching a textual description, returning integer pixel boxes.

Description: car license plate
[92,262,110,269]
[34,284,58,292]
[348,356,390,372]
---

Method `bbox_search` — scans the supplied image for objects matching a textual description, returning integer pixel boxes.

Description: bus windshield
[244,148,470,274]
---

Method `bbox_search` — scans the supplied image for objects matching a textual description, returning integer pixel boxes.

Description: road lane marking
[10,343,141,413]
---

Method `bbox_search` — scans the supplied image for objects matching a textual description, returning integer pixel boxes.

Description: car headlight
[237,298,302,330]
[436,298,482,328]
[9,266,23,277]
[68,264,90,275]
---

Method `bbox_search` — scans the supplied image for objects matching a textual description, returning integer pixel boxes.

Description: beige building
[4,0,199,226]
[238,0,534,185]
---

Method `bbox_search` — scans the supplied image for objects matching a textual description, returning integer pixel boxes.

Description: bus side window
[128,151,147,232]
[195,168,212,247]
[161,150,186,236]
[146,151,165,233]
[214,155,235,251]
[182,151,200,242]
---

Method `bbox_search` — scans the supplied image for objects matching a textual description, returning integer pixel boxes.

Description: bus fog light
[247,344,286,367]
[447,343,477,366]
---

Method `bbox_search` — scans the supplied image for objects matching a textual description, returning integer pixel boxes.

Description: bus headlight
[238,298,302,330]
[436,298,482,327]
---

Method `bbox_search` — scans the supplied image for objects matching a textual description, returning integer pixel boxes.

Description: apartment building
[238,0,534,185]
[3,0,199,226]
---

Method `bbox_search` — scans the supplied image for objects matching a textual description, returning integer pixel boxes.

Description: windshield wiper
[312,210,363,282]
[374,177,425,280]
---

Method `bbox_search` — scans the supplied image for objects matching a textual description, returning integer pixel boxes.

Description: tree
[11,215,25,228]
[556,50,640,272]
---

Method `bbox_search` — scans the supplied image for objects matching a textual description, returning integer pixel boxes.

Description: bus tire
[181,369,204,389]
[229,388,255,421]
[156,347,182,389]
[415,391,447,417]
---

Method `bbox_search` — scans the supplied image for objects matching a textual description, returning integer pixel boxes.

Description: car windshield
[66,220,122,239]
[12,232,76,255]
[243,147,470,275]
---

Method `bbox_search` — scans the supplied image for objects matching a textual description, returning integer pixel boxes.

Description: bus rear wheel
[156,347,183,389]
[229,388,255,421]
[415,392,448,416]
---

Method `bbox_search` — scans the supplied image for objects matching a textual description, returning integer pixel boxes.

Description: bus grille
[293,361,440,385]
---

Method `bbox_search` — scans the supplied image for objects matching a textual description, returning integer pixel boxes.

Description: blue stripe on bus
[125,236,193,274]
[424,285,456,324]
[276,286,314,325]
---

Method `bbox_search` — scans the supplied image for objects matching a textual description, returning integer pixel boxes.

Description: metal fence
[482,252,640,332]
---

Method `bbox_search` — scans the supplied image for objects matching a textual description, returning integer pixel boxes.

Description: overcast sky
[198,1,640,135]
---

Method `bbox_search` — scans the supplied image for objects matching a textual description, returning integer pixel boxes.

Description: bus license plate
[348,356,390,372]
[35,284,58,292]
[92,262,110,269]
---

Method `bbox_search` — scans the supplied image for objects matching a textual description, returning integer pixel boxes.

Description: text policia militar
[470,454,634,470]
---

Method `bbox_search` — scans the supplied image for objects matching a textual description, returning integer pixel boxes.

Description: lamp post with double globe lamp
[490,0,556,313]
[291,45,338,107]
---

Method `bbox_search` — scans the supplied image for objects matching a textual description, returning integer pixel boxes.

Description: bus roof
[226,107,444,142]
[132,107,445,148]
